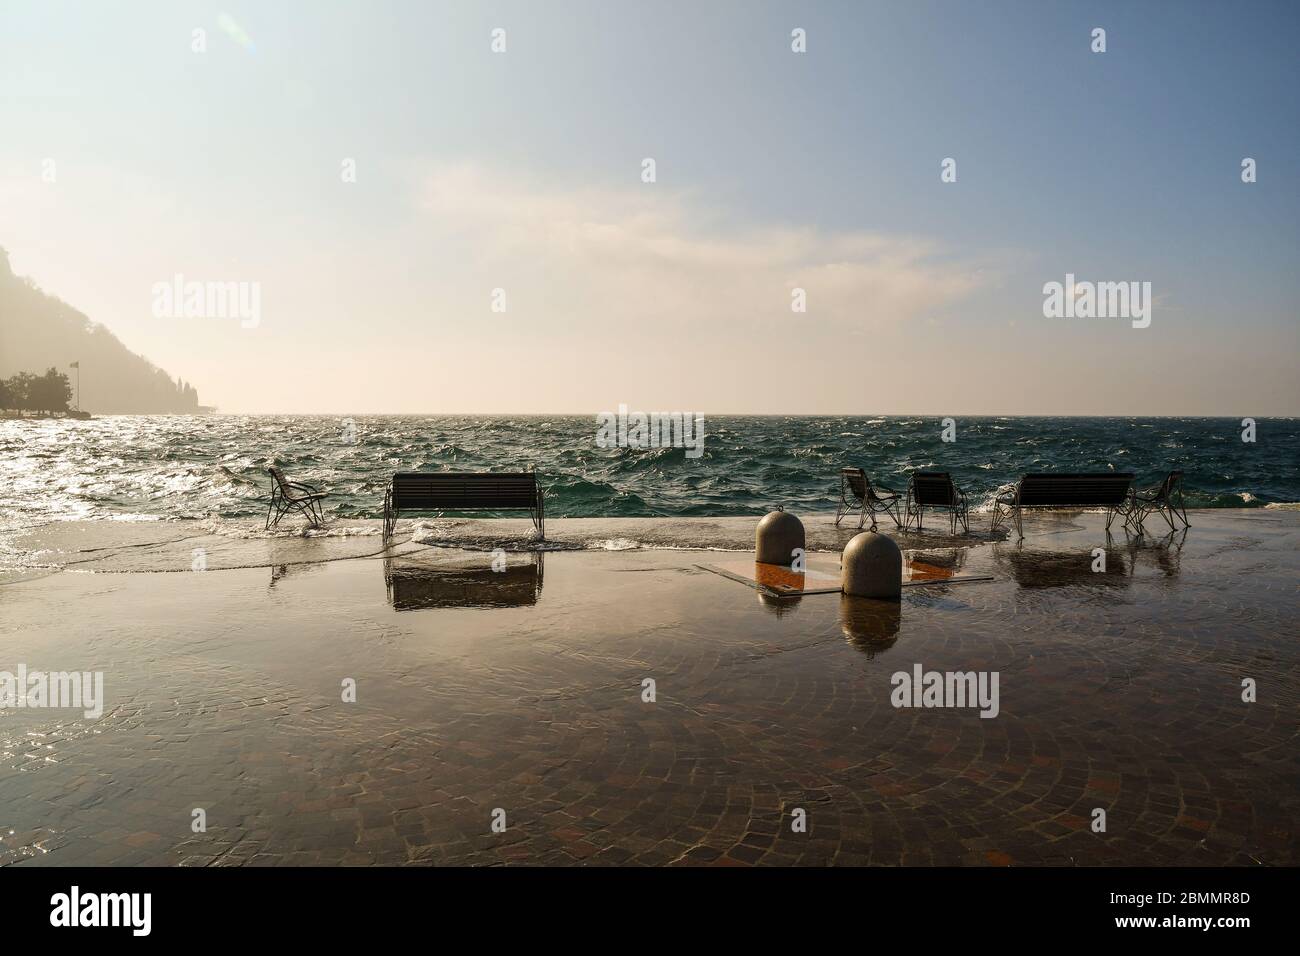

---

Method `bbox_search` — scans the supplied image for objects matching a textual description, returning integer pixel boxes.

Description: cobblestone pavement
[2,511,1296,866]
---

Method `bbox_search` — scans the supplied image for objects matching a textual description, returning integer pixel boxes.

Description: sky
[1,0,1297,415]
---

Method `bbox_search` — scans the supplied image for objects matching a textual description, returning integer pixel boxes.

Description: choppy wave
[1,414,1296,525]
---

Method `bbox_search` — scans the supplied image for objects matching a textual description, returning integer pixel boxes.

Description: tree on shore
[0,371,33,411]
[31,367,72,413]
[0,368,71,414]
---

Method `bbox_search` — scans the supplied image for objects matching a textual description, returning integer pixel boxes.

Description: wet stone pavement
[1,510,1297,866]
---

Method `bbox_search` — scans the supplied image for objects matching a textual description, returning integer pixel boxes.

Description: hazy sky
[2,0,1297,414]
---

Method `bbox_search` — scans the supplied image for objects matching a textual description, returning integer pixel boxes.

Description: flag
[70,361,79,368]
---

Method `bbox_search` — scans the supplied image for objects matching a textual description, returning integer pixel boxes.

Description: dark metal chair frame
[834,466,902,529]
[1128,470,1190,532]
[903,471,970,534]
[266,467,328,529]
[990,473,1135,538]
[382,471,545,544]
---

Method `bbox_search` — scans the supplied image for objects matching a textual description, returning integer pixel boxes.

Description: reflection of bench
[266,467,328,529]
[382,472,544,544]
[999,548,1131,588]
[991,473,1133,538]
[384,555,544,610]
[835,467,901,529]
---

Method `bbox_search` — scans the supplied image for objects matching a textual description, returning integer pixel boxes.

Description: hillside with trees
[0,246,202,413]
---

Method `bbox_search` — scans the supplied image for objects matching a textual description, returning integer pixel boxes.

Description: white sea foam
[593,537,642,551]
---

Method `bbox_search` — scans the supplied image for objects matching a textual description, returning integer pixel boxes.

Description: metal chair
[834,466,902,529]
[1128,470,1190,532]
[266,467,328,529]
[903,472,969,534]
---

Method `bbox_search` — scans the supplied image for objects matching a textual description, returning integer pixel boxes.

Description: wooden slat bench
[991,473,1134,538]
[382,471,545,544]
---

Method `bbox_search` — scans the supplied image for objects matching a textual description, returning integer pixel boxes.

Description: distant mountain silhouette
[0,247,201,413]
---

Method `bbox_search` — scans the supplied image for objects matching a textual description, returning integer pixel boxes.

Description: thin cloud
[419,163,991,332]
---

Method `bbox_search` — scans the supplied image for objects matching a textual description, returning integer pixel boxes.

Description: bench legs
[382,489,395,545]
[995,504,1150,539]
[533,490,545,541]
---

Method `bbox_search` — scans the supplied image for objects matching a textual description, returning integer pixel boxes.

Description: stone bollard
[755,507,805,566]
[841,530,902,599]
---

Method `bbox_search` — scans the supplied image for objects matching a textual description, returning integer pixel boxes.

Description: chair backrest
[268,467,293,494]
[911,472,958,506]
[1158,470,1184,499]
[1016,473,1134,507]
[841,467,868,502]
[391,472,539,510]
